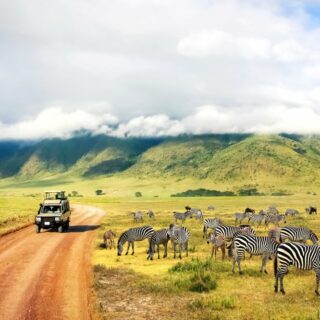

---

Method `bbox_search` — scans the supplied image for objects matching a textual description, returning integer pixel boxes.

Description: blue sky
[0,0,320,139]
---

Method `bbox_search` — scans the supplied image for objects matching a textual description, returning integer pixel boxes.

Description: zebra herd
[104,204,320,295]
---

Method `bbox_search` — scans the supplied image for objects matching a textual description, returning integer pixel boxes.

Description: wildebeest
[147,209,155,219]
[306,206,317,215]
[244,208,255,214]
[103,230,116,249]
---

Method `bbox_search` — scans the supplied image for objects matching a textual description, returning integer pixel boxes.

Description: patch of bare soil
[93,265,196,320]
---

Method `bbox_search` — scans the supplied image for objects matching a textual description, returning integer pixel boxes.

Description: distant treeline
[171,188,235,197]
[171,188,268,197]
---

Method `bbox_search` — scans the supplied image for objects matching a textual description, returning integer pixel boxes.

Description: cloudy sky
[1,0,320,139]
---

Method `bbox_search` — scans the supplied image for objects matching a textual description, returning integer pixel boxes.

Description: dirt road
[0,205,105,320]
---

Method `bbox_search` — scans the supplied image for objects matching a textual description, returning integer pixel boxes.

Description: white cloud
[112,114,185,137]
[0,108,117,140]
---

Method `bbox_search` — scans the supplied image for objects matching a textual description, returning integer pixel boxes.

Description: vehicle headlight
[36,217,41,222]
[55,217,61,221]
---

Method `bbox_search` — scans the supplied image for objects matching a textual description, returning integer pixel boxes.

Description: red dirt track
[0,205,105,320]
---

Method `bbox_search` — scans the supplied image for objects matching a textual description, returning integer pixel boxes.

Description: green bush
[135,191,142,197]
[171,188,235,197]
[189,271,217,292]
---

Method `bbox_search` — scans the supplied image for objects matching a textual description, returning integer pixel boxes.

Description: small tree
[71,191,79,197]
[95,189,104,196]
[135,191,142,197]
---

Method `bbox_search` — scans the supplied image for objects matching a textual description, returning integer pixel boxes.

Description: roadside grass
[0,194,41,235]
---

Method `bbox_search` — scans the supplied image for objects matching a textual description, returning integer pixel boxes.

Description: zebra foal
[203,218,222,238]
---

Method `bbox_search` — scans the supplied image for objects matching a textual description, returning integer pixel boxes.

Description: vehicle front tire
[35,225,41,233]
[58,225,64,233]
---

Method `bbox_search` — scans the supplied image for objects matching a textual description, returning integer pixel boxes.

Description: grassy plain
[88,195,320,320]
[1,179,320,319]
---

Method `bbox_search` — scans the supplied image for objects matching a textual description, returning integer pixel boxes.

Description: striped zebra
[147,229,170,260]
[264,214,286,227]
[203,218,222,238]
[274,242,320,295]
[285,208,299,216]
[215,225,256,241]
[131,211,143,222]
[168,224,190,259]
[207,205,215,210]
[280,226,318,244]
[231,235,279,274]
[190,208,203,220]
[173,211,192,223]
[248,212,265,226]
[234,212,250,225]
[268,206,279,215]
[117,225,155,256]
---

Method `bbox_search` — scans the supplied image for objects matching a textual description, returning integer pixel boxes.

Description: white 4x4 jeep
[35,191,71,233]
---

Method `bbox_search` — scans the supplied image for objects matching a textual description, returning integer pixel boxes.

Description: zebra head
[117,242,123,256]
[206,231,214,244]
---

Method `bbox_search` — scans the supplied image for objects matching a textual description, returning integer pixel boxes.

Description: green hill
[1,133,320,191]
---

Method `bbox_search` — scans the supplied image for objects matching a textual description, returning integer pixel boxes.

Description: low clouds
[2,105,320,140]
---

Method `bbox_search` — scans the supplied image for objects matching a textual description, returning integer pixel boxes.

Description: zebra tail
[273,253,278,277]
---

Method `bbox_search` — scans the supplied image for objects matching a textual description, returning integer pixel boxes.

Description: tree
[95,189,104,196]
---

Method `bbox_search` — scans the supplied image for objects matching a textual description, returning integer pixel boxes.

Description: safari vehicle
[35,191,71,233]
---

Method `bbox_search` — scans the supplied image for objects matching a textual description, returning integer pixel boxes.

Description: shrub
[95,189,105,196]
[171,188,235,197]
[135,191,142,197]
[189,271,217,292]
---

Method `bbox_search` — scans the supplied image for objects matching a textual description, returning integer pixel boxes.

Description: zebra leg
[173,242,177,259]
[125,242,130,255]
[203,226,207,238]
[179,243,182,259]
[131,241,135,255]
[157,244,160,259]
[185,241,188,257]
[261,254,269,274]
[279,272,285,295]
[315,269,320,296]
[163,243,167,258]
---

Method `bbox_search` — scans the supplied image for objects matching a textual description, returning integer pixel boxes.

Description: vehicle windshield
[42,205,62,214]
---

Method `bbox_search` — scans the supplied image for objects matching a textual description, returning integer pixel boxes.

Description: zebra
[147,209,155,219]
[117,226,155,256]
[274,242,320,295]
[279,226,318,244]
[234,212,250,225]
[232,235,279,274]
[190,208,203,220]
[267,206,279,215]
[215,225,256,241]
[131,211,143,222]
[248,212,265,226]
[173,211,192,223]
[203,218,222,238]
[306,206,317,215]
[285,208,299,216]
[103,230,116,249]
[207,205,215,210]
[264,214,286,227]
[147,229,170,260]
[206,232,226,260]
[167,224,190,259]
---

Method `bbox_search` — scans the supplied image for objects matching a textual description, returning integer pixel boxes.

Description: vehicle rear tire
[58,225,64,233]
[64,221,69,231]
[35,225,41,233]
